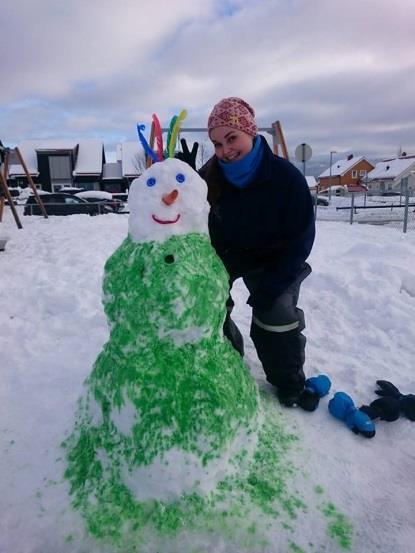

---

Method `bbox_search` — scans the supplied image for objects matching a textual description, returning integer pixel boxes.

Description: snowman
[63,154,260,535]
[62,127,353,551]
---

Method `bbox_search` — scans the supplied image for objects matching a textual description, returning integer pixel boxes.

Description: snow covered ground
[1,207,415,552]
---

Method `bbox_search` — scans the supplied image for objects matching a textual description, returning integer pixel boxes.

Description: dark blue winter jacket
[199,135,315,301]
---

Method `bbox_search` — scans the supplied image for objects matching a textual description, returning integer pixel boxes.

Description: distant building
[305,176,317,193]
[100,162,125,193]
[318,155,374,193]
[100,141,145,193]
[366,155,415,195]
[7,139,145,194]
[117,142,145,185]
[7,139,105,192]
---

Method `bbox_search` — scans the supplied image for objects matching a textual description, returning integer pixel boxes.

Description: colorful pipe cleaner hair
[136,110,188,165]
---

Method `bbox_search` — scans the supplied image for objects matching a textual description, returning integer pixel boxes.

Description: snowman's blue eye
[176,173,185,184]
[147,177,156,187]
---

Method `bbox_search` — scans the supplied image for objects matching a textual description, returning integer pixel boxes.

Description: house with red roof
[318,155,374,193]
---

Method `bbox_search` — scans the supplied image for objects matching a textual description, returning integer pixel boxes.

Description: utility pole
[328,150,337,201]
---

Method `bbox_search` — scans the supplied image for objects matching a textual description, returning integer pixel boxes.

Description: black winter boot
[277,388,320,412]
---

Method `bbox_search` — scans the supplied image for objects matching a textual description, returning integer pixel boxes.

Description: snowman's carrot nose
[162,189,179,206]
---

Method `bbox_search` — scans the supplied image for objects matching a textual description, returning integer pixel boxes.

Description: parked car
[58,186,86,195]
[319,185,346,197]
[111,192,129,203]
[15,187,40,204]
[312,195,329,206]
[75,191,125,212]
[1,188,20,205]
[24,193,110,216]
[111,192,129,212]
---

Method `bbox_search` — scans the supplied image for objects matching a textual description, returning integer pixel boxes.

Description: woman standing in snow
[198,97,319,411]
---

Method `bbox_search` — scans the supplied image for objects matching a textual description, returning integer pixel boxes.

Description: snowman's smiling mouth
[152,214,181,225]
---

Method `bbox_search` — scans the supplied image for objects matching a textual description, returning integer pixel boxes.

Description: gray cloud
[1,0,414,162]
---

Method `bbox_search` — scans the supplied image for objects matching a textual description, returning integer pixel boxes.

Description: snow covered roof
[366,157,415,180]
[9,140,75,176]
[102,162,123,180]
[119,142,145,177]
[8,139,104,176]
[319,156,367,178]
[305,176,317,188]
[72,140,104,176]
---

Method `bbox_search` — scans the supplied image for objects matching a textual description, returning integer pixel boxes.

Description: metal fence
[23,201,129,216]
[315,189,415,233]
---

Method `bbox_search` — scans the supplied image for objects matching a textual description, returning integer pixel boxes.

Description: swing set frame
[0,145,48,229]
[144,120,289,167]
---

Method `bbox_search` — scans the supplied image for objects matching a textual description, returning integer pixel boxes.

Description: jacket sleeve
[251,170,315,304]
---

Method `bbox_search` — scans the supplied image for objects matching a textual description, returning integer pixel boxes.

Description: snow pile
[75,190,113,200]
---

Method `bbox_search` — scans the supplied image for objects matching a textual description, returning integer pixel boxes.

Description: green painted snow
[322,502,353,550]
[62,232,353,552]
[289,543,306,553]
[65,233,258,465]
[63,392,311,551]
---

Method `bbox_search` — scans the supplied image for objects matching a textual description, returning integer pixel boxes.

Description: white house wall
[367,170,415,195]
[366,158,415,195]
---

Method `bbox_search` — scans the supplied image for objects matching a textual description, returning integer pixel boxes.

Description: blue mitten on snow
[328,392,376,438]
[295,375,332,412]
[305,375,331,397]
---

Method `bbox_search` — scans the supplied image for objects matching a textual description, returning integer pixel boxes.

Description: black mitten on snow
[360,397,401,422]
[175,138,199,170]
[402,395,415,421]
[374,380,415,422]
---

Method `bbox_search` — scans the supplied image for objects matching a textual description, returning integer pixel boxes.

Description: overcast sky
[1,0,414,164]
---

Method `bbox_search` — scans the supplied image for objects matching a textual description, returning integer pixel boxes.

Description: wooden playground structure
[0,144,48,229]
[145,120,289,167]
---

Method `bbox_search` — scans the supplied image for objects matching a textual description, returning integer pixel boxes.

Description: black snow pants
[223,263,311,396]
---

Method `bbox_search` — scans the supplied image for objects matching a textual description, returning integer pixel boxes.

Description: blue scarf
[218,135,263,188]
